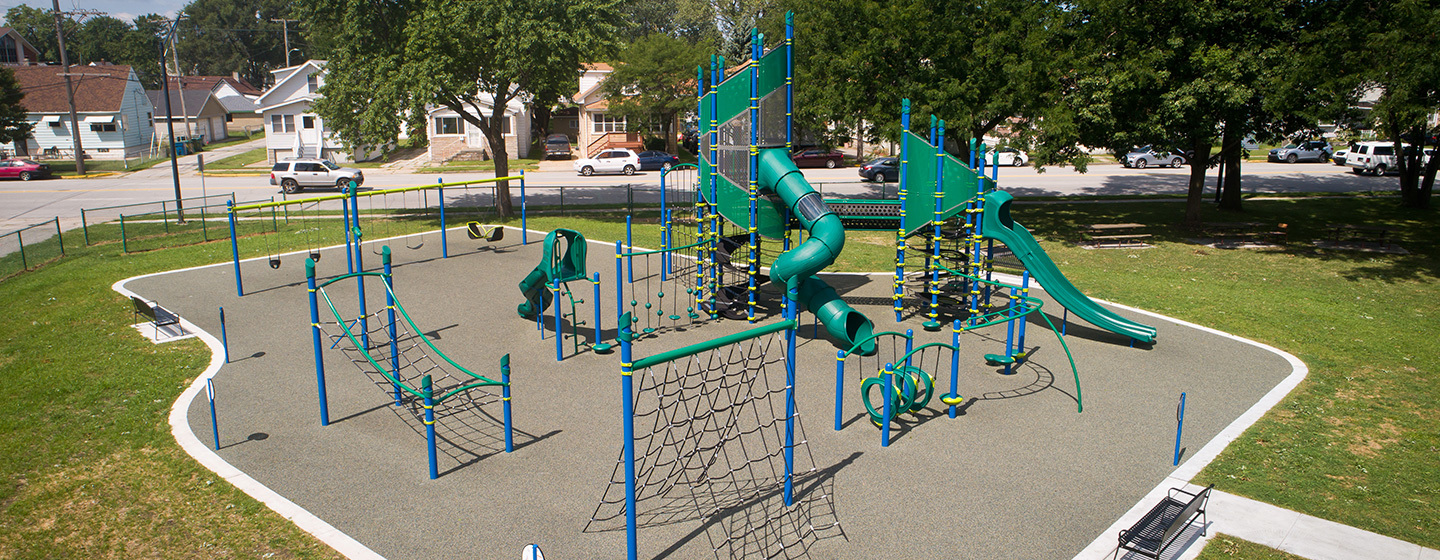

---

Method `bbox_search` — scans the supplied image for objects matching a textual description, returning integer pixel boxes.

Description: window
[272,163,288,172]
[434,116,461,135]
[481,116,512,135]
[593,113,626,133]
[0,36,16,64]
[90,122,117,132]
[307,73,319,93]
[296,163,322,172]
[271,114,295,133]
[226,114,233,122]
[303,116,315,129]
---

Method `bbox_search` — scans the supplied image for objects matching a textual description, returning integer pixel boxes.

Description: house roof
[167,75,262,96]
[11,65,137,113]
[582,62,613,72]
[258,60,326,107]
[146,89,222,118]
[0,28,41,64]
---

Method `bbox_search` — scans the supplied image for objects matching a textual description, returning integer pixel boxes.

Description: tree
[0,67,33,149]
[307,0,622,218]
[1362,0,1440,209]
[778,0,1067,164]
[3,5,76,62]
[175,0,291,88]
[601,34,710,155]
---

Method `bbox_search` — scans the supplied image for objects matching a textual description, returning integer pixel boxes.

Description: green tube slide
[757,148,877,355]
[516,266,551,319]
[979,190,1158,344]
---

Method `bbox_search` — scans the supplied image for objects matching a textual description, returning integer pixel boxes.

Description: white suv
[574,148,640,176]
[270,159,365,193]
[1345,141,1406,176]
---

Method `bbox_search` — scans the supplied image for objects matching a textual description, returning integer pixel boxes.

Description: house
[146,89,228,144]
[426,94,531,164]
[167,75,264,132]
[573,62,683,158]
[3,64,155,159]
[257,60,381,163]
[0,27,42,66]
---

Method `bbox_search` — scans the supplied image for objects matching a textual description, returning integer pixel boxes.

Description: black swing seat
[467,222,504,242]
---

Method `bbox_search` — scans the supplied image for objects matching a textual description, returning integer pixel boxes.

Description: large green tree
[175,0,291,88]
[777,0,1067,165]
[1362,0,1440,209]
[2,5,75,62]
[0,67,33,150]
[306,0,621,218]
[601,34,710,155]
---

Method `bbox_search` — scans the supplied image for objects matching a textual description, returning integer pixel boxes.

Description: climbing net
[314,273,514,473]
[587,330,843,559]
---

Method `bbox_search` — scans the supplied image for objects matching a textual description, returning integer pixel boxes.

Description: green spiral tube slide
[757,148,877,355]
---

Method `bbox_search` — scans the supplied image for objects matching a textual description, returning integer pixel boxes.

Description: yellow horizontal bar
[230,175,524,213]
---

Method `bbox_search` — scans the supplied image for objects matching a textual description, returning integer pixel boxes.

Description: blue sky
[2,0,183,23]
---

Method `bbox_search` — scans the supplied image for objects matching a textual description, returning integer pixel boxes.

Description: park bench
[1085,223,1151,248]
[1327,223,1390,248]
[1114,484,1212,559]
[131,296,179,338]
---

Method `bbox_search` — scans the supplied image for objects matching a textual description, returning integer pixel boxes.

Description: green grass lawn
[46,156,169,176]
[416,158,541,174]
[1195,534,1308,559]
[0,194,1436,557]
[204,146,269,171]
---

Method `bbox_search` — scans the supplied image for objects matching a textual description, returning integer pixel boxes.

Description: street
[0,158,1398,233]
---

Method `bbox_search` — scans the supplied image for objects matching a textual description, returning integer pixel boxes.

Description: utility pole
[168,31,193,141]
[50,2,104,176]
[161,15,187,222]
[271,18,299,66]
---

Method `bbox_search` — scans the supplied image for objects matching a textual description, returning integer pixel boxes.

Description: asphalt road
[0,159,1397,233]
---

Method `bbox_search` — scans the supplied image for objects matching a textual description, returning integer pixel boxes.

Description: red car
[0,159,51,181]
[790,149,847,168]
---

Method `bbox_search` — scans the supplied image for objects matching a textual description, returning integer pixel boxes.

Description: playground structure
[307,246,514,479]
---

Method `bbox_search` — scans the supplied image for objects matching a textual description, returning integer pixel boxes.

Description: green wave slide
[980,190,1158,343]
[757,148,878,355]
[517,229,587,319]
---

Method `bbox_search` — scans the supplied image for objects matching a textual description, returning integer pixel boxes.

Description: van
[1345,141,1406,176]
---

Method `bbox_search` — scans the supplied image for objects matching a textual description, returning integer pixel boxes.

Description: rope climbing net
[312,269,513,477]
[587,325,843,559]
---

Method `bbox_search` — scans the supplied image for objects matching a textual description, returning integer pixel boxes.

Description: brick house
[426,95,531,163]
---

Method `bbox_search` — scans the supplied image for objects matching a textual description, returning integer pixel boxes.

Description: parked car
[1346,141,1406,176]
[544,134,572,159]
[858,157,899,182]
[574,148,640,176]
[990,147,1029,167]
[0,158,51,181]
[1121,146,1186,169]
[270,158,364,194]
[636,150,680,171]
[1331,148,1349,166]
[791,149,846,168]
[1268,140,1332,163]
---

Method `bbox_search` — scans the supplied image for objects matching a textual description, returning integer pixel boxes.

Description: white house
[4,64,155,160]
[426,94,531,163]
[168,75,263,132]
[147,89,228,144]
[257,60,380,163]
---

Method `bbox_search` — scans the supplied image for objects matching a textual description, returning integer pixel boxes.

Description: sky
[1,0,184,23]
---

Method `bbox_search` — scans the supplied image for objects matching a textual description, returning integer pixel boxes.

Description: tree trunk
[1397,125,1431,209]
[490,124,513,218]
[530,102,553,158]
[1183,134,1213,227]
[664,112,678,155]
[1219,123,1244,211]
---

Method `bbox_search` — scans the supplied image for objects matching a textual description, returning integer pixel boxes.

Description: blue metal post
[660,219,668,283]
[881,363,894,447]
[206,377,219,450]
[1003,286,1017,375]
[355,239,369,350]
[895,99,910,323]
[949,319,962,418]
[342,192,354,274]
[784,285,798,507]
[423,375,438,479]
[385,247,401,406]
[626,216,634,284]
[785,13,794,150]
[747,29,760,324]
[502,354,514,452]
[520,170,528,245]
[924,120,945,331]
[439,180,448,258]
[620,315,638,560]
[349,181,361,271]
[904,329,915,371]
[226,202,243,297]
[1174,392,1186,466]
[708,56,721,319]
[591,272,611,353]
[219,307,230,363]
[615,241,624,336]
[553,278,563,361]
[834,350,845,431]
[306,258,329,426]
[1016,271,1030,364]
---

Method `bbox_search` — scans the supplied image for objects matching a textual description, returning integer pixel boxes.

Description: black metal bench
[131,296,179,337]
[1114,484,1212,559]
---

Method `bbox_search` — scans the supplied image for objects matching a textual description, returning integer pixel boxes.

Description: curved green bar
[756,148,876,355]
[980,190,1157,343]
